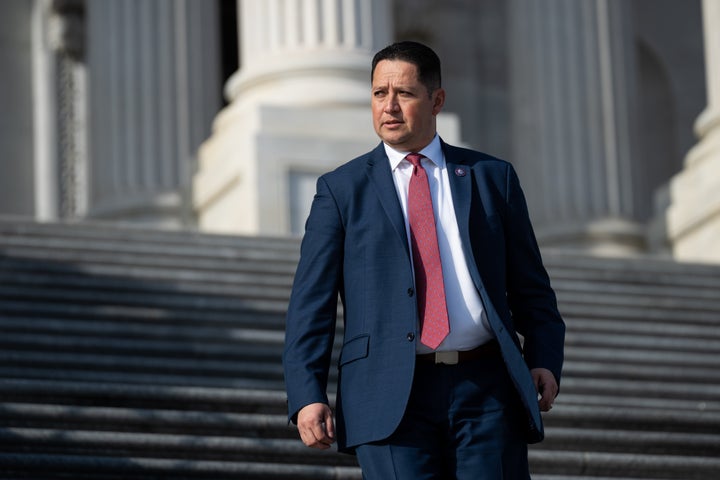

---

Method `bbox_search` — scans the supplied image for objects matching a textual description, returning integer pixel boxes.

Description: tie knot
[406,153,423,167]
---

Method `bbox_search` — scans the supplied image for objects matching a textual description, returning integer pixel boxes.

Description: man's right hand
[296,402,336,449]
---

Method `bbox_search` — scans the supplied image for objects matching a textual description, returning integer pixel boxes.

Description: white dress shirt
[385,135,495,354]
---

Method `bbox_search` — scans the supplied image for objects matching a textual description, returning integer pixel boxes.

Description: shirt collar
[385,134,444,171]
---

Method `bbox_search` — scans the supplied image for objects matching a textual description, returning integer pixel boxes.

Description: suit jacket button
[407,288,414,297]
[407,332,415,342]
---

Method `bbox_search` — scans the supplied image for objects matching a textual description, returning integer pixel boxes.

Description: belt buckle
[434,351,458,365]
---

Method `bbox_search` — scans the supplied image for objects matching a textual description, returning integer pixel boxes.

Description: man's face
[371,60,445,152]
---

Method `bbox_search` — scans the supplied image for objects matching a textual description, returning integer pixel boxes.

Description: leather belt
[416,340,501,365]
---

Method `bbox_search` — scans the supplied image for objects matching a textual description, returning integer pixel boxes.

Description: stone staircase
[0,217,719,479]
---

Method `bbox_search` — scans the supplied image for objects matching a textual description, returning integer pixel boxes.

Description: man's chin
[380,132,410,147]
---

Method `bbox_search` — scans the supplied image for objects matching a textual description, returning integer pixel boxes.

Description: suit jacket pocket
[338,334,370,367]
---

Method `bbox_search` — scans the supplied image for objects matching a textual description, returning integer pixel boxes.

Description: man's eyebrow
[373,84,417,90]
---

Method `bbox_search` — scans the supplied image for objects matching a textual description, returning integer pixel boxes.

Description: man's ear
[432,88,446,115]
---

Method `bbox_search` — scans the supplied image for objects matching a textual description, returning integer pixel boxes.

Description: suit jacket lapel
[446,160,471,245]
[445,143,493,300]
[444,143,481,287]
[365,143,410,257]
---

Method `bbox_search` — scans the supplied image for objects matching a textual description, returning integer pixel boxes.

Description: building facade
[1,0,719,262]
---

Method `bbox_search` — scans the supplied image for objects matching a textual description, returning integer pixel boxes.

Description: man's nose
[384,95,399,113]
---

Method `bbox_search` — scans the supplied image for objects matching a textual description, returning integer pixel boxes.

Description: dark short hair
[371,41,442,95]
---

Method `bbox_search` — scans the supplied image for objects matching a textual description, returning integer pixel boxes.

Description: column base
[193,100,376,236]
[535,218,647,256]
[87,191,191,229]
[667,122,720,264]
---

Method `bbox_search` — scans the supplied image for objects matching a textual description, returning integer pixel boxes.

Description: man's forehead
[372,60,420,84]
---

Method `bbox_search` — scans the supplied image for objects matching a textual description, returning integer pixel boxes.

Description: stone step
[538,427,720,456]
[7,314,718,362]
[548,267,720,291]
[534,477,669,480]
[564,331,720,354]
[2,345,717,392]
[558,377,720,403]
[2,283,714,338]
[0,270,291,302]
[551,278,720,303]
[1,328,716,391]
[0,286,289,313]
[553,393,719,412]
[3,249,718,301]
[559,303,720,325]
[563,346,720,369]
[4,219,720,288]
[559,291,720,316]
[3,218,720,479]
[0,314,342,363]
[563,318,720,341]
[4,361,715,402]
[2,317,716,365]
[0,316,287,347]
[8,218,707,281]
[6,276,716,333]
[0,259,294,288]
[546,403,720,433]
[0,449,717,480]
[3,425,718,471]
[1,381,716,438]
[2,304,715,350]
[0,239,292,261]
[0,367,285,390]
[6,268,720,320]
[0,346,281,371]
[0,331,283,359]
[0,402,296,438]
[0,223,297,252]
[4,400,715,452]
[544,253,720,284]
[0,452,362,480]
[0,216,710,275]
[4,252,719,308]
[0,226,301,262]
[3,421,718,462]
[558,292,720,316]
[0,301,285,327]
[0,247,297,277]
[0,379,289,414]
[562,361,720,384]
[1,415,714,466]
[3,314,718,373]
[0,217,302,253]
[529,450,720,479]
[2,359,716,409]
[0,427,359,467]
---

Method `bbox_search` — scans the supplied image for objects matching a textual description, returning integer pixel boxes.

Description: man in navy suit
[283,41,565,479]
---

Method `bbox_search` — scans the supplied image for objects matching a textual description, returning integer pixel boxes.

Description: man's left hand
[530,368,558,412]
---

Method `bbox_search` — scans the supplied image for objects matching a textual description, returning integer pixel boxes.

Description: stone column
[194,0,398,235]
[226,0,391,107]
[0,0,35,217]
[667,0,720,263]
[86,0,220,226]
[27,0,87,221]
[509,0,645,255]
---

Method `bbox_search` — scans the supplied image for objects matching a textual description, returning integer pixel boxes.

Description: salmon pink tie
[406,153,449,350]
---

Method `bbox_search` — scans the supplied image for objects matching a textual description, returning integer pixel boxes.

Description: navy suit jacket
[283,140,565,451]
